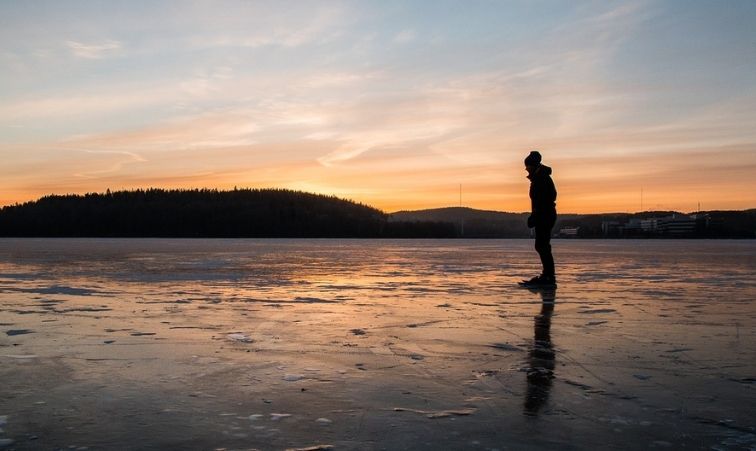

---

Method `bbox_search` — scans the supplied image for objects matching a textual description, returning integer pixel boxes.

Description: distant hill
[390,207,531,238]
[0,189,456,238]
[390,207,583,237]
[391,207,756,238]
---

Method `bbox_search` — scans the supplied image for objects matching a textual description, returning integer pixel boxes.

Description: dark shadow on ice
[524,287,556,417]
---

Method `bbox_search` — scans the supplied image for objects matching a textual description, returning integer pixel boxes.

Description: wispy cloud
[312,88,472,166]
[0,85,175,121]
[393,29,416,44]
[58,112,262,152]
[299,71,383,89]
[65,40,122,59]
[73,150,147,178]
[183,3,348,50]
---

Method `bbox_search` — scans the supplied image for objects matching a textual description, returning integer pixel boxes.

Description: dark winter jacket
[527,164,557,227]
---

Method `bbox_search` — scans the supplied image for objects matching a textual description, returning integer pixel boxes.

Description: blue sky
[1,1,755,212]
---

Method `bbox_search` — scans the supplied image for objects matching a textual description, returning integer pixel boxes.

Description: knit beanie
[524,151,542,166]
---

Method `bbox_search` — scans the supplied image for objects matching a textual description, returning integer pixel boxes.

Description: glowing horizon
[2,1,755,214]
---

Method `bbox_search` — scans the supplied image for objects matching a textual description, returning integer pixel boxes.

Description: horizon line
[1,187,752,216]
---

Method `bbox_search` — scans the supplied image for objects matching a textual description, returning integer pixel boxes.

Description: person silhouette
[524,287,556,416]
[522,151,557,287]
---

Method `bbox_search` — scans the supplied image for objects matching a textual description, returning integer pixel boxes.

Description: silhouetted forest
[1,191,753,238]
[0,189,456,238]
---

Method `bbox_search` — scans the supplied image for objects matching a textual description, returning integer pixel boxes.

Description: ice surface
[0,238,754,450]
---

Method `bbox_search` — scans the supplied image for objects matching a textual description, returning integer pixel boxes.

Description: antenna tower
[459,184,464,236]
[641,188,643,212]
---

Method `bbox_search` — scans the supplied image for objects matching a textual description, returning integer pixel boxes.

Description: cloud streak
[65,40,122,59]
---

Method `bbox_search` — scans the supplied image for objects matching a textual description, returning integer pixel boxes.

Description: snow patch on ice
[284,445,334,451]
[394,407,476,418]
[227,333,254,343]
[294,296,339,304]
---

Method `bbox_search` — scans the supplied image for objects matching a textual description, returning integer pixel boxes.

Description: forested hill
[390,207,756,238]
[0,189,456,238]
[390,207,534,238]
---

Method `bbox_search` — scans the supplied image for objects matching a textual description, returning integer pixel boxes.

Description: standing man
[523,151,557,287]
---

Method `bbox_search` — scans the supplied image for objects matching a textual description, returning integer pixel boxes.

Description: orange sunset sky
[1,1,755,213]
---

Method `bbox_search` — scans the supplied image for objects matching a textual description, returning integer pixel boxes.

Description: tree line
[2,189,752,238]
[0,188,456,238]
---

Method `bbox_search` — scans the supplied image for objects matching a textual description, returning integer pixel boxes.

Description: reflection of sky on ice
[0,239,754,450]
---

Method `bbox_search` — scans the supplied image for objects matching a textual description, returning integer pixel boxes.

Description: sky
[1,0,755,213]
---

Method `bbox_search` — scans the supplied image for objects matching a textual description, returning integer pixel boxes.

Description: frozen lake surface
[0,239,754,450]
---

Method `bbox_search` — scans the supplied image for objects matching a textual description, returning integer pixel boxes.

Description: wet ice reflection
[524,288,556,417]
[0,238,754,450]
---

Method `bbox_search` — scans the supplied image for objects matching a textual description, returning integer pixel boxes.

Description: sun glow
[1,2,755,213]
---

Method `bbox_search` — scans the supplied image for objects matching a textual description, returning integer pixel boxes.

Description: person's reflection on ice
[524,287,556,416]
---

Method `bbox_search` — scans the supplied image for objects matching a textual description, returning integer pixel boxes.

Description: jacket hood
[527,164,552,179]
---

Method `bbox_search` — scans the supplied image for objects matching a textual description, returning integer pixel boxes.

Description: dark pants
[534,214,556,277]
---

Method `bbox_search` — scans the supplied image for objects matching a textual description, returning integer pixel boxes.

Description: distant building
[558,226,579,238]
[640,218,659,232]
[601,221,621,237]
[620,218,643,236]
[601,214,708,237]
[658,214,696,235]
